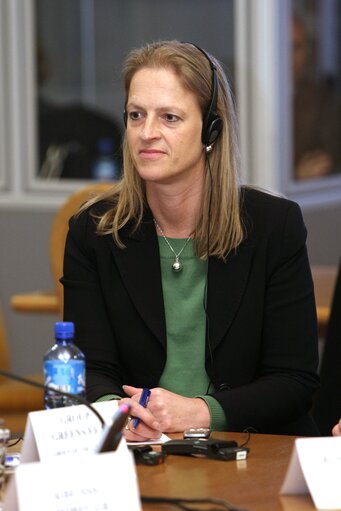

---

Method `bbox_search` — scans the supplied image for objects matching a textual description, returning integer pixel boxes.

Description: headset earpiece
[203,116,223,147]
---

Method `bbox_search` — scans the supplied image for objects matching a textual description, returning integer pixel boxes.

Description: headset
[123,42,223,150]
[189,43,223,148]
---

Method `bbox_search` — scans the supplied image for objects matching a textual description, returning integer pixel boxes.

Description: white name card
[280,436,341,510]
[3,449,141,511]
[21,400,120,462]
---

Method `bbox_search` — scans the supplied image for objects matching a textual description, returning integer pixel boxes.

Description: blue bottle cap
[54,321,75,339]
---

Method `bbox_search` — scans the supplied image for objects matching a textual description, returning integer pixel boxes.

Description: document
[127,433,170,446]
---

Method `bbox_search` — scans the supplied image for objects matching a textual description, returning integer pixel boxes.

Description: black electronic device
[161,438,249,461]
[128,445,166,465]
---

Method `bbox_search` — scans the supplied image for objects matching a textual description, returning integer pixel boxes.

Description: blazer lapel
[108,214,167,348]
[207,241,255,354]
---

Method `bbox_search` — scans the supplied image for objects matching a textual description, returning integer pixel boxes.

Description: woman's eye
[129,111,142,121]
[164,113,179,122]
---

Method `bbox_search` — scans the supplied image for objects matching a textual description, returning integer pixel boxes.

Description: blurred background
[0,0,340,376]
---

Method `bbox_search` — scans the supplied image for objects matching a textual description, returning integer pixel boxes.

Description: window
[1,0,340,207]
[292,0,341,182]
[34,0,235,181]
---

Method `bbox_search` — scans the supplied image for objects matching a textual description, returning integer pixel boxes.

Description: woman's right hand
[119,390,162,442]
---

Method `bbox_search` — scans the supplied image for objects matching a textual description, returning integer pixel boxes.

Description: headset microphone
[218,383,231,392]
[190,43,224,392]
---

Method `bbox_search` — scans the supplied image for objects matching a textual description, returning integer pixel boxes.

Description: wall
[304,203,341,266]
[0,208,58,376]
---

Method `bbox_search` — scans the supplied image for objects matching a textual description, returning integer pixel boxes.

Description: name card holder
[280,436,341,510]
[3,401,141,510]
[21,400,120,462]
[3,449,141,511]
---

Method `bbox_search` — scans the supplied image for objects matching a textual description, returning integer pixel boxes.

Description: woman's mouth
[139,149,166,160]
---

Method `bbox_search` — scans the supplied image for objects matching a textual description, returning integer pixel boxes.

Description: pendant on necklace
[172,257,182,272]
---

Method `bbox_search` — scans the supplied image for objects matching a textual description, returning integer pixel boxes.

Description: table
[137,432,316,511]
[1,434,316,510]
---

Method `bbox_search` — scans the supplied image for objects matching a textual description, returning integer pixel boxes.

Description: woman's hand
[119,388,162,442]
[122,385,210,434]
[332,419,341,437]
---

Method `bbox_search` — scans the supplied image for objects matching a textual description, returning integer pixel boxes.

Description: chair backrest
[312,258,341,435]
[49,182,113,313]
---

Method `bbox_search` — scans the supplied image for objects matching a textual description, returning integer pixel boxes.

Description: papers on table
[127,432,170,446]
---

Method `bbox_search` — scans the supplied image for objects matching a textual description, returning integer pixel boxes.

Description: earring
[205,145,213,153]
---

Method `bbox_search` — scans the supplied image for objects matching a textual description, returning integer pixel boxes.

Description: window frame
[0,0,340,209]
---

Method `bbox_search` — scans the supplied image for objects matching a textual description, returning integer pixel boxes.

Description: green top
[157,236,226,430]
[98,237,227,431]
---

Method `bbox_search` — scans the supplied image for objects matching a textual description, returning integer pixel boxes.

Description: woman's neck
[147,182,202,238]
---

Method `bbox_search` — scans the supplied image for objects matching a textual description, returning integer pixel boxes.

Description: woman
[62,41,319,440]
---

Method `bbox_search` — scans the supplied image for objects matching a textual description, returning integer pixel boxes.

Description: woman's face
[126,66,205,188]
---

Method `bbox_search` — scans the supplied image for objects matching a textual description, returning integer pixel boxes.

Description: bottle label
[44,360,85,395]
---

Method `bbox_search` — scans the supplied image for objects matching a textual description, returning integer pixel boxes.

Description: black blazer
[62,187,320,435]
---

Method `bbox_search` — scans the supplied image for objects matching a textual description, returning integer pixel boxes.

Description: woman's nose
[140,115,160,139]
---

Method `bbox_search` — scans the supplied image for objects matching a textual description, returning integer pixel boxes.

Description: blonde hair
[85,40,244,259]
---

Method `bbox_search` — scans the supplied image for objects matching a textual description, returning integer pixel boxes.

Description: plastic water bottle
[92,137,121,181]
[43,322,86,409]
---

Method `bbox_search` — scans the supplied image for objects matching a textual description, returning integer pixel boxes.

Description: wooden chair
[11,182,113,315]
[49,182,113,312]
[0,306,44,434]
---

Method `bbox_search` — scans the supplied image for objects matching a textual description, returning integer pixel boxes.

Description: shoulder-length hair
[84,40,244,259]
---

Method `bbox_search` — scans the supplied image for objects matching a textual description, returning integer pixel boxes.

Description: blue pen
[132,388,151,429]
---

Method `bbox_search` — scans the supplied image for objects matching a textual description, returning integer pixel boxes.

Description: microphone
[0,368,105,428]
[95,403,131,453]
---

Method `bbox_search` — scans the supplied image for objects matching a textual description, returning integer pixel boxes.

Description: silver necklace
[153,219,192,272]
